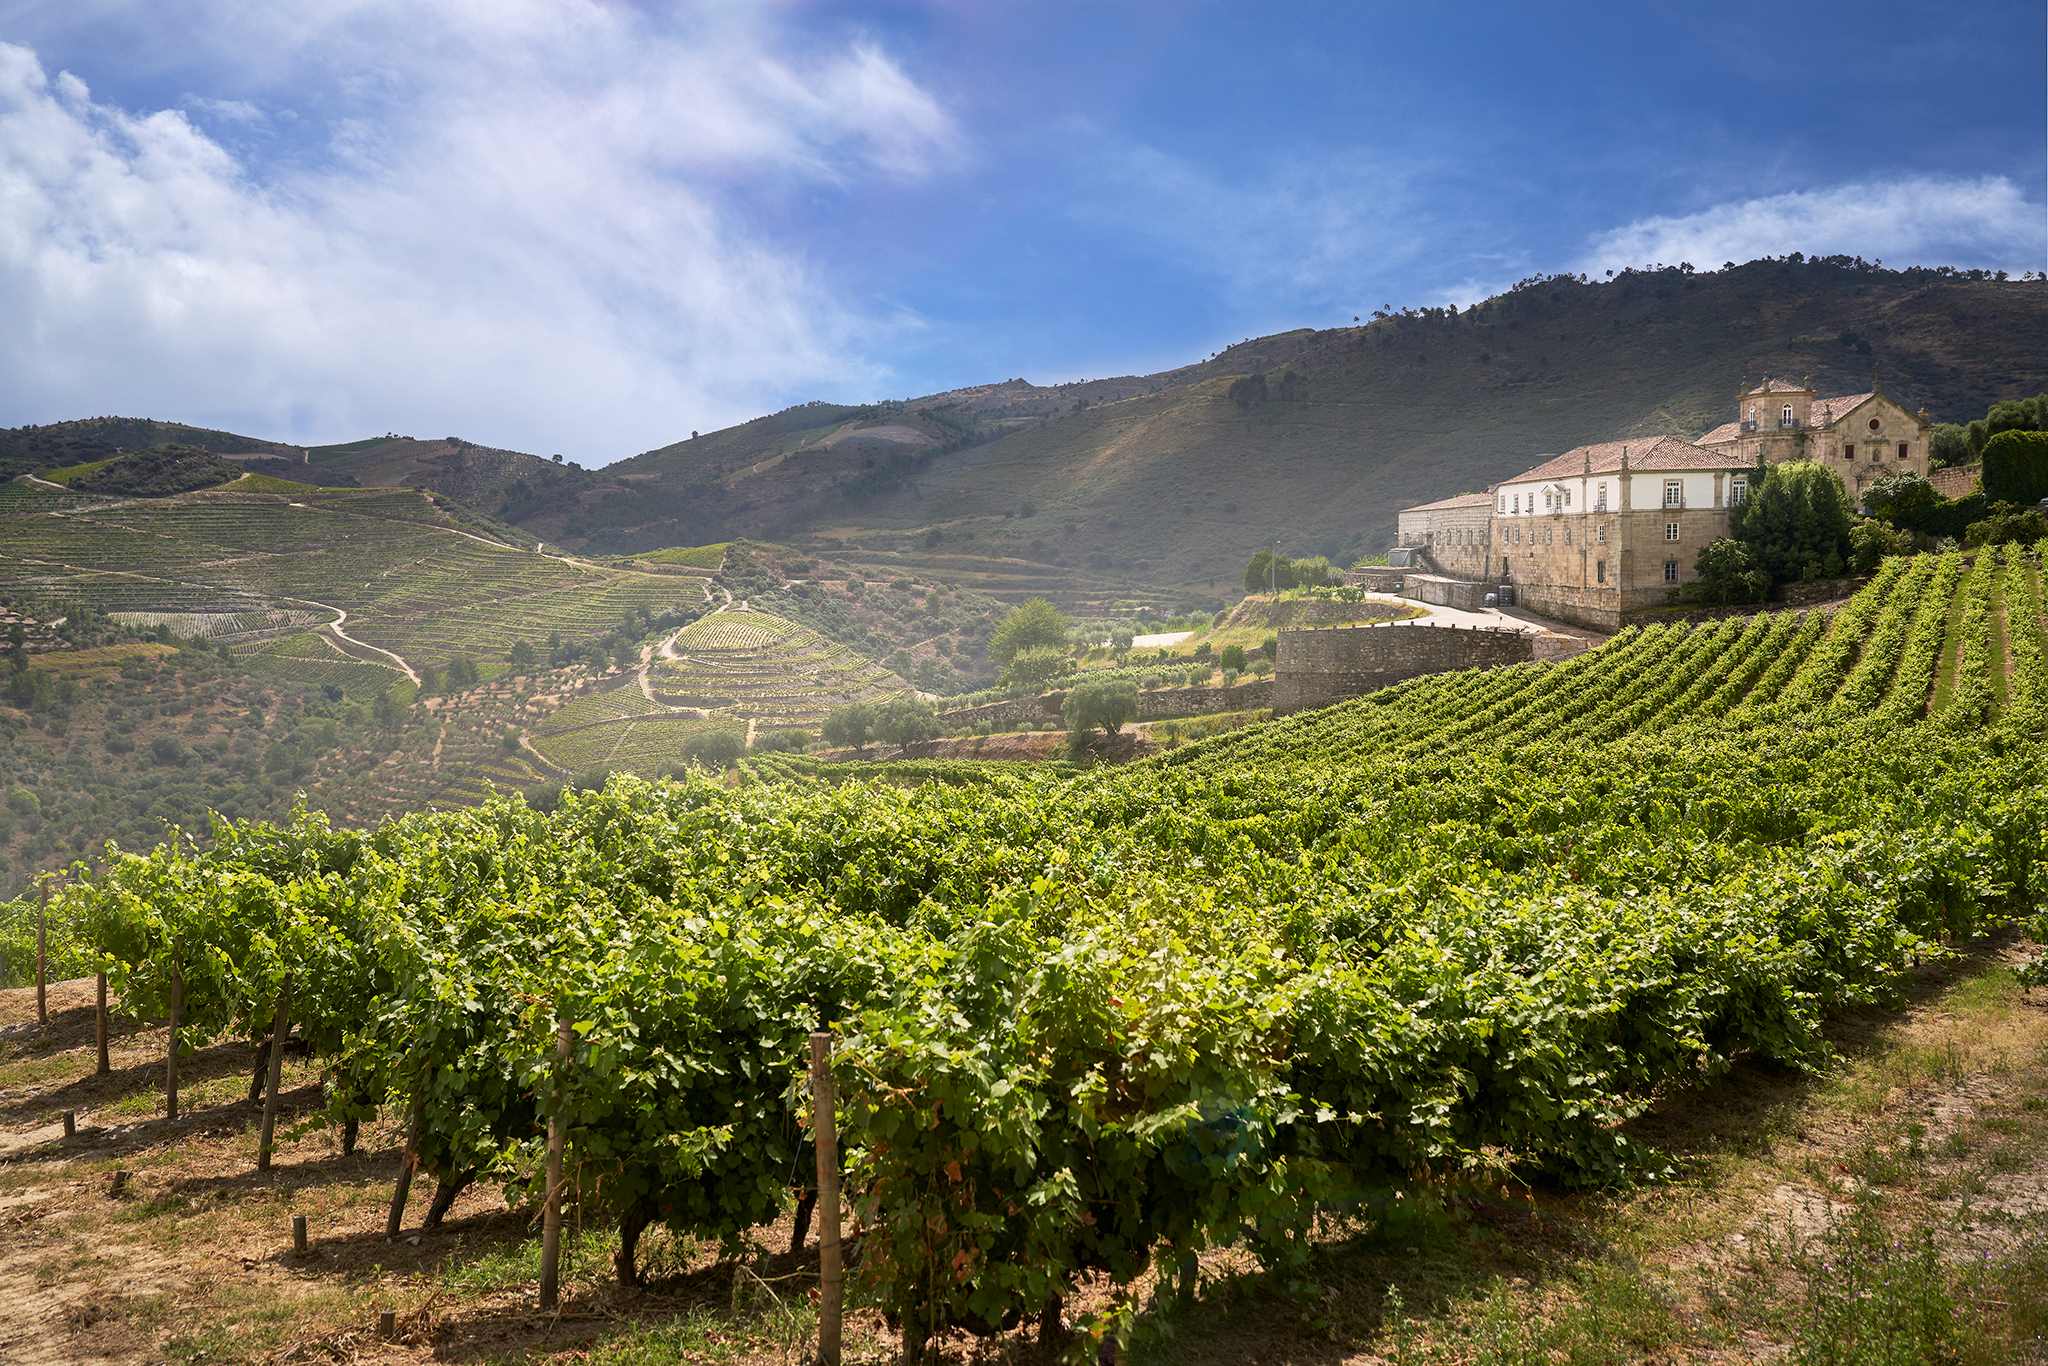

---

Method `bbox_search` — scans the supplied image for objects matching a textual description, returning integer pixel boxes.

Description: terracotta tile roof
[1401,491,1496,513]
[1745,377,1812,395]
[1696,420,1743,446]
[1808,392,1875,425]
[1503,436,1751,484]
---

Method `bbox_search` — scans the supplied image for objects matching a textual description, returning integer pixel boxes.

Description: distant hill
[579,258,2048,592]
[11,258,2045,595]
[0,417,293,481]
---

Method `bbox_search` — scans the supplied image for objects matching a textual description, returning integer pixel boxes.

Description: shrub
[1849,519,1915,573]
[1001,648,1068,696]
[1980,429,2048,507]
[1685,538,1771,605]
[682,727,746,769]
[1962,506,2048,548]
[1219,644,1247,672]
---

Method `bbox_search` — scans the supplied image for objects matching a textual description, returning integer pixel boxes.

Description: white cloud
[0,8,961,460]
[1582,175,2044,277]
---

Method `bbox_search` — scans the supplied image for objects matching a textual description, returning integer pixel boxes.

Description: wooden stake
[34,881,47,1030]
[95,972,109,1076]
[165,964,183,1122]
[257,975,293,1172]
[62,1111,75,1138]
[810,1031,843,1366]
[539,1017,571,1313]
[376,1310,396,1340]
[292,1214,308,1254]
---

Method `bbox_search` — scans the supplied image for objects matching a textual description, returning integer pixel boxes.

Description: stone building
[1489,436,1753,628]
[1393,491,1494,579]
[1390,379,1937,629]
[1695,378,1931,497]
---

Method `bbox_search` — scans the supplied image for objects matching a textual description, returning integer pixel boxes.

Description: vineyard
[0,479,707,682]
[645,607,909,733]
[3,546,2045,1358]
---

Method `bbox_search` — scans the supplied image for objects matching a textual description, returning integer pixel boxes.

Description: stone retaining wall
[940,679,1272,732]
[1272,623,1537,713]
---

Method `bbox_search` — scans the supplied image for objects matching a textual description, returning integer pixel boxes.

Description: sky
[0,0,2042,464]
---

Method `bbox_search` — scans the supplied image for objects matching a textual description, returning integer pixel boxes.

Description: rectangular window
[1544,529,1552,545]
[1596,559,1606,583]
[1664,479,1682,508]
[1897,442,1908,461]
[1512,494,1520,514]
[1596,524,1607,544]
[1563,486,1572,508]
[1595,482,1608,511]
[1781,404,1795,428]
[1665,521,1680,542]
[1564,527,1572,545]
[1664,559,1679,583]
[1730,475,1747,506]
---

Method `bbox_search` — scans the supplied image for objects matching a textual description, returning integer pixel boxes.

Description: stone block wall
[1272,623,1536,713]
[939,679,1273,732]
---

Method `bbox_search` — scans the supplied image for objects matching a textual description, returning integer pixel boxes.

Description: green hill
[581,259,2048,593]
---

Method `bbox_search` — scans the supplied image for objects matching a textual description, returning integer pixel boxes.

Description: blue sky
[0,0,2041,462]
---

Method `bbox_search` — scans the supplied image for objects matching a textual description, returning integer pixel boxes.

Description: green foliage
[1219,644,1248,672]
[62,445,242,496]
[1685,538,1771,604]
[17,555,2048,1347]
[1962,506,2048,549]
[1731,460,1852,583]
[987,597,1071,667]
[1980,429,2048,507]
[1927,423,1972,469]
[1000,646,1069,696]
[821,702,876,753]
[1849,519,1915,573]
[680,726,746,769]
[1244,551,1342,595]
[875,696,940,749]
[1972,393,2048,453]
[1062,677,1137,739]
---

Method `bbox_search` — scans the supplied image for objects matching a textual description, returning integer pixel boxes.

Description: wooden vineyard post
[810,1031,843,1366]
[95,972,109,1075]
[35,881,47,1030]
[257,975,293,1172]
[165,963,183,1121]
[538,1017,572,1313]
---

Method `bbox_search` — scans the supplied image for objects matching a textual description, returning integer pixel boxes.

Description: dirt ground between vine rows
[3,943,2046,1364]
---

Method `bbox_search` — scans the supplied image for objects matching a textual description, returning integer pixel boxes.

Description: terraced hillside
[644,607,908,730]
[0,478,708,692]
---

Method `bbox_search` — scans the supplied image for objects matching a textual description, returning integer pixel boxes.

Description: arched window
[1781,404,1794,428]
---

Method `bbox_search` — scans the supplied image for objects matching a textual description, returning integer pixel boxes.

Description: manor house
[1394,379,1932,629]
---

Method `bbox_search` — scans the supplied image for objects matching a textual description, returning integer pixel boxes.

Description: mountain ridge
[8,257,2044,592]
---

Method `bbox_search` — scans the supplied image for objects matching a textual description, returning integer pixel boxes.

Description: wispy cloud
[1580,175,2045,276]
[0,6,962,460]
